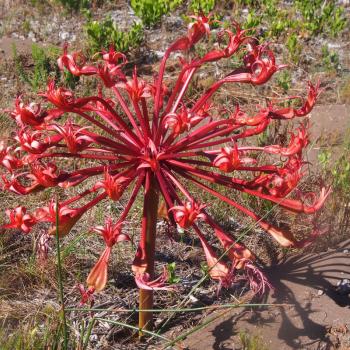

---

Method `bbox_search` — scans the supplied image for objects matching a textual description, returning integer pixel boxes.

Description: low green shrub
[131,0,183,27]
[190,0,215,15]
[85,18,143,53]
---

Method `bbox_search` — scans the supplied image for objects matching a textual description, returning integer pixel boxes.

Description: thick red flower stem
[139,172,159,336]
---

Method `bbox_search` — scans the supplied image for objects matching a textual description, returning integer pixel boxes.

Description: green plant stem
[65,302,289,313]
[55,196,69,349]
[83,317,95,349]
[95,318,170,341]
[139,174,159,336]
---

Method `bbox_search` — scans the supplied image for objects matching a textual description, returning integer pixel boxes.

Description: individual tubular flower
[194,226,232,287]
[244,260,273,296]
[163,104,209,137]
[135,266,174,291]
[93,170,130,201]
[9,98,47,127]
[116,67,151,102]
[15,128,62,154]
[27,161,67,188]
[87,218,130,292]
[97,48,127,87]
[40,81,88,111]
[58,44,97,76]
[169,200,206,228]
[2,206,37,233]
[263,125,308,156]
[0,145,22,172]
[51,119,94,153]
[92,218,130,247]
[248,155,304,197]
[2,174,41,195]
[77,284,95,306]
[271,81,321,119]
[34,200,88,237]
[101,47,127,70]
[1,16,329,302]
[213,144,256,172]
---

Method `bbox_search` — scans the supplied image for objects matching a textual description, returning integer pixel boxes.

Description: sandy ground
[184,239,350,350]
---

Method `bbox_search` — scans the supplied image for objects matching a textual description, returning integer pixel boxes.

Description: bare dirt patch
[184,240,350,350]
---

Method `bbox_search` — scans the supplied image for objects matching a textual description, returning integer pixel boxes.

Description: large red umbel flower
[1,15,329,331]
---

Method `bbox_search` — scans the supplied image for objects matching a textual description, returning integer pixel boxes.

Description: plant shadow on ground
[202,239,350,350]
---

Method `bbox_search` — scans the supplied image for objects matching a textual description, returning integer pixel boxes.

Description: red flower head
[2,18,329,300]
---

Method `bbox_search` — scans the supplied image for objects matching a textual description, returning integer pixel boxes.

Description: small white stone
[59,31,70,41]
[317,289,324,296]
[176,225,184,234]
[189,295,199,303]
[343,249,349,254]
[28,31,36,42]
[155,50,165,59]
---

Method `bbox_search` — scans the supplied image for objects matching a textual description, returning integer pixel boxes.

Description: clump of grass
[239,330,269,350]
[12,44,62,92]
[321,45,340,73]
[0,307,78,350]
[276,70,292,93]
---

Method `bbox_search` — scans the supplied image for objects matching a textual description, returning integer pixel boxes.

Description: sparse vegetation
[131,0,183,27]
[85,18,143,53]
[12,44,61,91]
[190,0,215,15]
[239,330,269,350]
[56,0,90,12]
[321,45,340,72]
